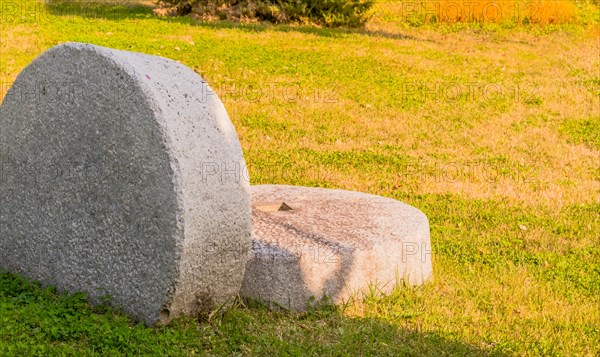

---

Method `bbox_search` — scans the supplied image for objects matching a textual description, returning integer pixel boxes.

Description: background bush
[158,0,374,27]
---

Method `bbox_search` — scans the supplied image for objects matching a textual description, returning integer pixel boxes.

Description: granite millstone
[0,43,251,325]
[241,185,433,311]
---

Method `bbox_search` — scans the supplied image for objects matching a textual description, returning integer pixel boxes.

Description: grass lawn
[1,0,599,355]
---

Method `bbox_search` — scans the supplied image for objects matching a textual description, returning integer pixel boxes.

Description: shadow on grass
[43,0,159,21]
[43,0,431,42]
[0,271,503,355]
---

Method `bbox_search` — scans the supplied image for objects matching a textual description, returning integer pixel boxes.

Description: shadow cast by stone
[239,298,509,356]
[241,213,356,311]
[1,270,506,355]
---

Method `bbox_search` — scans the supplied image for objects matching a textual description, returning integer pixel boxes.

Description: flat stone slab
[241,185,433,311]
[0,43,251,325]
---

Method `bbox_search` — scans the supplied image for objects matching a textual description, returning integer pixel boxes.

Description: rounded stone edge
[86,42,253,324]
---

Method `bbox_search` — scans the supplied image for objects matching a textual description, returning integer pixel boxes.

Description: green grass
[559,117,600,149]
[1,0,599,355]
[0,271,506,355]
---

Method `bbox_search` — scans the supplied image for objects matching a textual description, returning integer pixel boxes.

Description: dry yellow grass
[229,26,599,211]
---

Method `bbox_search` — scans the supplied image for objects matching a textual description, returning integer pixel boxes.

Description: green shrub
[157,0,373,27]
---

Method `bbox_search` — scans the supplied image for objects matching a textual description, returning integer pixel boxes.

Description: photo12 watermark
[401,81,541,105]
[0,79,339,105]
[390,1,568,24]
[206,80,339,104]
[400,160,539,184]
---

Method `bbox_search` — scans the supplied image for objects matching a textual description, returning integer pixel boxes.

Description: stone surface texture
[0,43,251,325]
[241,185,432,311]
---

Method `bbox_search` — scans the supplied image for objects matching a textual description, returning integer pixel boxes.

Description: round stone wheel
[0,43,251,325]
[241,185,433,311]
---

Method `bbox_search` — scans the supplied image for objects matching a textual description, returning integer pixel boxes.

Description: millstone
[0,43,251,325]
[241,185,433,311]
